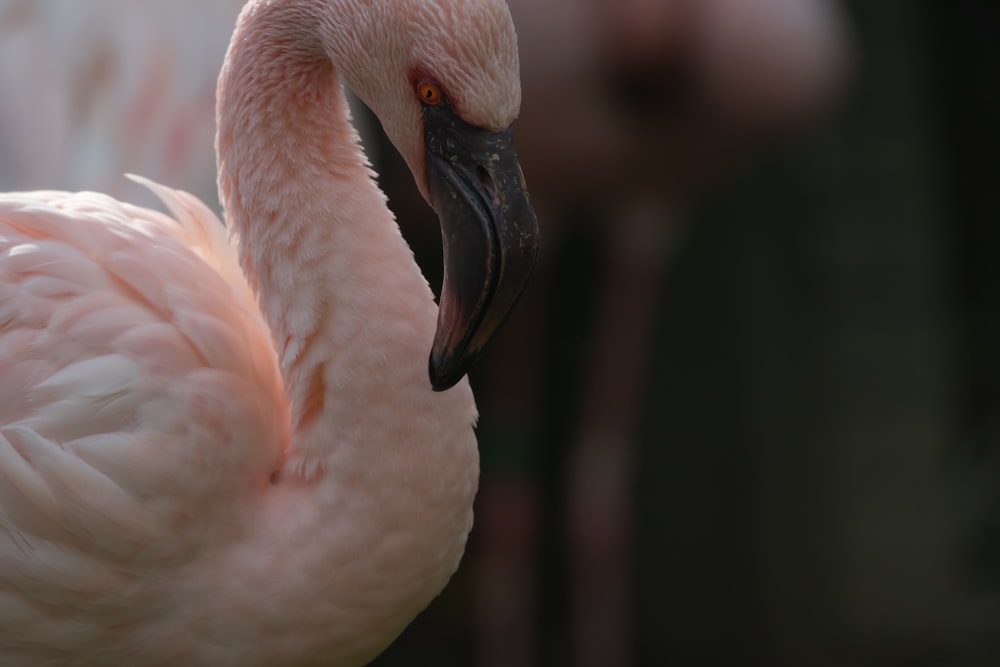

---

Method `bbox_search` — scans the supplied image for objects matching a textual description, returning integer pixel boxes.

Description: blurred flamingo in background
[0,0,538,665]
[0,0,244,205]
[0,0,382,208]
[467,1,851,665]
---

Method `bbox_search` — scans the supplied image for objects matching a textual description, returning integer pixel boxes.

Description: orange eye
[417,80,443,106]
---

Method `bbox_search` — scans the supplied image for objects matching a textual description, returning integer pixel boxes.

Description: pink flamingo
[0,0,245,204]
[0,0,538,665]
[472,1,850,665]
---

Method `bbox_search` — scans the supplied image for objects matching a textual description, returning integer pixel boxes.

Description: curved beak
[423,103,539,391]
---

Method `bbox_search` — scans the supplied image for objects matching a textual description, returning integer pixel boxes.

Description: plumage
[0,0,537,664]
[0,0,245,203]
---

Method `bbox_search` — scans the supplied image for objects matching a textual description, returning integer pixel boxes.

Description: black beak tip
[428,353,464,392]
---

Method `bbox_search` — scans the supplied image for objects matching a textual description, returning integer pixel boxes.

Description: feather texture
[0,0,528,663]
[0,183,291,662]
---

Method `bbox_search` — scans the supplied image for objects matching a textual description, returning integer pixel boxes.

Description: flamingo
[463,1,850,664]
[0,0,538,664]
[0,0,245,203]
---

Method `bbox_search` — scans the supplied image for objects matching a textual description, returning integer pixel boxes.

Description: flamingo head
[328,0,539,391]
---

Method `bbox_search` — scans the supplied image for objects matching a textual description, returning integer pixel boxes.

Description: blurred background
[2,1,997,665]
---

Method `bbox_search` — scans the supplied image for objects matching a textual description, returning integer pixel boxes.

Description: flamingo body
[0,180,285,651]
[0,0,537,664]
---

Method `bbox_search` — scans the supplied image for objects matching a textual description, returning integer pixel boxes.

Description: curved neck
[217,0,474,473]
[210,3,479,660]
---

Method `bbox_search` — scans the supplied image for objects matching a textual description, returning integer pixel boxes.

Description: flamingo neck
[211,3,479,660]
[217,0,476,472]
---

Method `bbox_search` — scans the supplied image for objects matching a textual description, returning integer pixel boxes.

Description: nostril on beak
[475,165,498,205]
[475,165,491,188]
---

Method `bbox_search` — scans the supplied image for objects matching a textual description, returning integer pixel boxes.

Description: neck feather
[210,3,479,660]
[216,0,477,477]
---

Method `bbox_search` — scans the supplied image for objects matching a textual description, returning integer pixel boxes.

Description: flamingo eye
[417,80,443,106]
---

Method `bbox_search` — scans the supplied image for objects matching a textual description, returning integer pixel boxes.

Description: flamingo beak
[423,103,539,392]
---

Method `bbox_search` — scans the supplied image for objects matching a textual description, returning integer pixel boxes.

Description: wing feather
[0,179,288,574]
[126,173,252,301]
